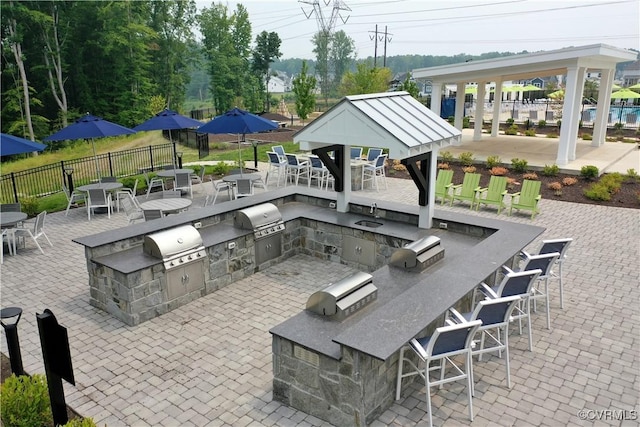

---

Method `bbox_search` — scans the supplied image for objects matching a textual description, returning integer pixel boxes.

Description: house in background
[267,71,292,93]
[620,60,640,86]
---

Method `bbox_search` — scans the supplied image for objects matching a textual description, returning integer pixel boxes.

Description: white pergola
[412,44,637,166]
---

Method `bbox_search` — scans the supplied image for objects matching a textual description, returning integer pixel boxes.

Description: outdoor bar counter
[74,186,544,426]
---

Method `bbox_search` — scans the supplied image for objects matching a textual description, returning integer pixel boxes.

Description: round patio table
[222,173,262,184]
[156,169,194,178]
[76,182,123,192]
[138,198,192,215]
[0,212,27,228]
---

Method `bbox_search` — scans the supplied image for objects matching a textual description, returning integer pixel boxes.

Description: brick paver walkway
[1,168,638,426]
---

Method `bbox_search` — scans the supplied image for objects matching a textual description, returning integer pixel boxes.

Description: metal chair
[448,296,521,389]
[86,188,112,221]
[366,147,383,163]
[308,155,330,190]
[191,167,206,185]
[272,145,287,161]
[100,176,117,183]
[14,211,52,254]
[524,238,573,309]
[234,178,253,199]
[143,209,163,221]
[174,172,193,198]
[362,154,388,191]
[266,151,287,187]
[144,171,165,198]
[0,203,21,212]
[115,179,139,212]
[162,190,181,199]
[350,147,363,160]
[1,228,16,263]
[210,177,232,205]
[395,318,482,427]
[476,267,542,352]
[285,154,309,186]
[62,183,86,216]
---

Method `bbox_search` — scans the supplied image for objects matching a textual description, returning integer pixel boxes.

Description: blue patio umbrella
[134,109,203,168]
[44,113,136,181]
[0,133,47,156]
[198,107,278,173]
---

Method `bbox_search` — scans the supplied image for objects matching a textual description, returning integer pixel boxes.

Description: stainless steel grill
[143,225,206,270]
[389,235,444,271]
[306,271,377,321]
[234,203,285,265]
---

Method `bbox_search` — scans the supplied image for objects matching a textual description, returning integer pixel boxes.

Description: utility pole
[369,25,392,67]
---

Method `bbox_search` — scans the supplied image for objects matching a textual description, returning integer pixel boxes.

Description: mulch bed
[387,163,640,210]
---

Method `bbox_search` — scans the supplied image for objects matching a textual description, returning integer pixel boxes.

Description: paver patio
[0,168,638,426]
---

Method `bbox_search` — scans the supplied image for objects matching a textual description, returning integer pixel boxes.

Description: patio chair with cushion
[395,318,482,427]
[435,169,454,205]
[524,238,573,309]
[62,184,86,216]
[509,179,541,219]
[144,171,165,198]
[475,267,542,352]
[448,296,520,389]
[448,172,481,208]
[14,211,52,255]
[475,175,508,214]
[86,188,112,221]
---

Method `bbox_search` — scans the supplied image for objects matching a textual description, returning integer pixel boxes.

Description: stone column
[491,79,503,137]
[592,68,614,147]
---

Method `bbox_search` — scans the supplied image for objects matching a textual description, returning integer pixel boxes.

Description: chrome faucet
[370,203,378,218]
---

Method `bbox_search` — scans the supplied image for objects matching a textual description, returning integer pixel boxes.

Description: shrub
[462,116,470,128]
[524,119,533,129]
[584,183,611,201]
[63,418,98,427]
[599,173,624,194]
[522,172,539,180]
[462,166,477,173]
[439,150,454,163]
[626,168,639,181]
[524,129,536,137]
[392,159,407,172]
[1,374,52,427]
[580,165,599,180]
[511,158,528,173]
[613,122,624,131]
[547,182,563,195]
[556,119,562,129]
[546,133,558,138]
[489,166,508,176]
[458,151,475,166]
[537,119,547,127]
[562,177,578,186]
[211,162,230,176]
[581,133,593,140]
[542,164,560,176]
[504,124,519,135]
[437,162,450,170]
[447,116,454,124]
[506,118,515,126]
[506,177,520,189]
[485,155,501,169]
[19,196,39,217]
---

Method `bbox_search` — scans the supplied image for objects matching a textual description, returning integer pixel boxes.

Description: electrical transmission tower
[299,0,351,34]
[369,25,392,67]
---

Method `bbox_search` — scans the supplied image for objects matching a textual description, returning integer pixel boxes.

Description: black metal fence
[1,143,176,203]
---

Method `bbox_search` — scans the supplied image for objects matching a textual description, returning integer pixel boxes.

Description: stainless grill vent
[389,236,444,271]
[306,271,377,321]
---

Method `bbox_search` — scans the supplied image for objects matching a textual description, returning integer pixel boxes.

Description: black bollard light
[0,307,24,376]
[252,140,259,169]
[64,168,75,193]
[177,152,183,169]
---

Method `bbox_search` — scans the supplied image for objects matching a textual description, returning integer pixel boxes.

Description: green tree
[252,31,282,111]
[340,63,392,95]
[396,72,420,99]
[312,30,331,108]
[330,30,354,96]
[292,60,317,124]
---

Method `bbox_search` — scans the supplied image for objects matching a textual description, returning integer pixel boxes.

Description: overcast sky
[195,0,639,60]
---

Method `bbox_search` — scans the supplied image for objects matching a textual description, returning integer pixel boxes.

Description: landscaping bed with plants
[387,152,640,210]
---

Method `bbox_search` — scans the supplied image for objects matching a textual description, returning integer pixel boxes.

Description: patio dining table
[0,211,27,228]
[77,182,123,192]
[138,198,192,215]
[156,169,194,178]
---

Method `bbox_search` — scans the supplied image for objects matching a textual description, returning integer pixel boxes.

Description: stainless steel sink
[355,220,383,228]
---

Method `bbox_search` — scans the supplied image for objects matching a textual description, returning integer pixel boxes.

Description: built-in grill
[234,203,285,264]
[143,225,207,300]
[306,271,377,321]
[389,236,444,271]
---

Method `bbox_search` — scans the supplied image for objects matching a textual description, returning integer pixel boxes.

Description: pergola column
[474,83,487,141]
[454,82,465,134]
[336,145,352,212]
[491,79,503,137]
[430,82,443,116]
[592,68,614,147]
[418,150,438,229]
[557,66,586,165]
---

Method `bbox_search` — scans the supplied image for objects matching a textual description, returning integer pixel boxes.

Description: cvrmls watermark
[577,409,638,421]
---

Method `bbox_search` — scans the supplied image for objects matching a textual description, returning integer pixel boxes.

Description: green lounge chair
[448,172,481,209]
[509,179,541,219]
[475,175,508,214]
[435,169,454,205]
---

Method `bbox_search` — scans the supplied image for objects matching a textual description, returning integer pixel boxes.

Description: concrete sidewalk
[0,174,638,426]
